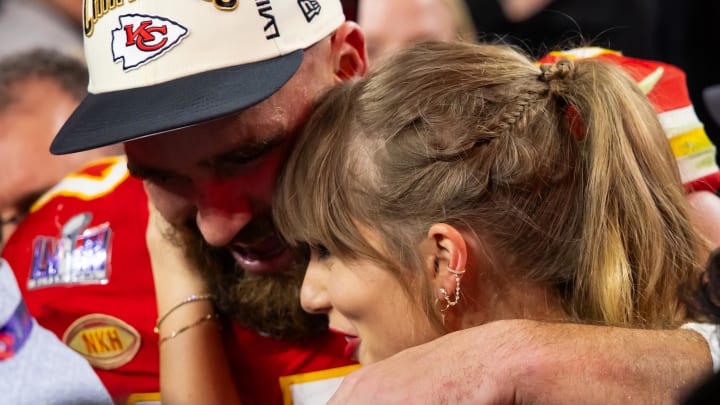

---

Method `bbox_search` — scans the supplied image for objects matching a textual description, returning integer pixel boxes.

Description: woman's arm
[146,202,242,405]
[331,319,712,404]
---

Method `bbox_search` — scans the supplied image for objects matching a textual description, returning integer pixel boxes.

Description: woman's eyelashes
[313,244,331,260]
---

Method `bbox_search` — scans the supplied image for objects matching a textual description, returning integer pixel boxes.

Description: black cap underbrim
[51,50,303,154]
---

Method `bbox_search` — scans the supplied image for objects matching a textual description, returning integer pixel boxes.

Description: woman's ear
[421,223,468,298]
[329,21,368,82]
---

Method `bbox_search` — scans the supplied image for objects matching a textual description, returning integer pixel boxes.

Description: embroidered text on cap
[84,0,238,37]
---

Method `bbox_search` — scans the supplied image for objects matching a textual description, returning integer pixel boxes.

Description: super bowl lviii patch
[63,314,141,370]
[28,213,111,290]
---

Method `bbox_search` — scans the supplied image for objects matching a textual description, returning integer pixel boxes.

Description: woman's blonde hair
[274,41,705,332]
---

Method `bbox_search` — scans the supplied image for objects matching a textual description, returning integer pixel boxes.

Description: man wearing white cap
[46,0,715,403]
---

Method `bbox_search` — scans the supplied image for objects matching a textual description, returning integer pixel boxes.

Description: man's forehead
[125,121,284,158]
[125,104,299,168]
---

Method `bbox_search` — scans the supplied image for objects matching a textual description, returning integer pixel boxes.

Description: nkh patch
[63,314,141,370]
[111,14,189,71]
[28,213,111,290]
[298,0,321,22]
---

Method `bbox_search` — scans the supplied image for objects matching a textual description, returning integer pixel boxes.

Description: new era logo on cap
[298,0,322,21]
[111,14,189,71]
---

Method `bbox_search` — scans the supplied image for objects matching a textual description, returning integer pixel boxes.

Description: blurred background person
[0,0,83,60]
[358,0,476,63]
[686,63,720,382]
[465,0,659,60]
[657,0,720,147]
[0,49,122,248]
[0,258,112,405]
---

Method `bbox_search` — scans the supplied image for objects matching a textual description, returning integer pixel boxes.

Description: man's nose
[194,182,253,247]
[300,261,332,315]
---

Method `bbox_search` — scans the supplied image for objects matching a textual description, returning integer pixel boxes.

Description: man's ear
[329,21,368,82]
[422,223,467,293]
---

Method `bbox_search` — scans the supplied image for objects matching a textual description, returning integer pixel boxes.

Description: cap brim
[51,50,303,154]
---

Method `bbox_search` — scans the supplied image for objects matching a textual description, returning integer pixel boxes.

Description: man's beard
[168,219,328,341]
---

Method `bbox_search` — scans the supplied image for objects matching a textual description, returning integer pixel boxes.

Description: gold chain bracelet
[154,293,215,333]
[157,313,220,345]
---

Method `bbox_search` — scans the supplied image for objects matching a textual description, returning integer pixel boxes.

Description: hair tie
[539,58,575,83]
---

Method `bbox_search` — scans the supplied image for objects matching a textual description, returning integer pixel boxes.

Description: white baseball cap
[51,0,345,154]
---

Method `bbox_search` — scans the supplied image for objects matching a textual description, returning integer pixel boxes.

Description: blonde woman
[274,41,708,365]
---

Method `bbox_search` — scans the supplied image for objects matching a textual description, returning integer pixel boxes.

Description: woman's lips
[329,328,360,361]
[343,337,360,361]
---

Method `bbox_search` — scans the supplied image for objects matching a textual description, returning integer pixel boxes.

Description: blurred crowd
[1,1,719,404]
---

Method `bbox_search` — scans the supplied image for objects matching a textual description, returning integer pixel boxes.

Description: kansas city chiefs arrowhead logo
[111,14,189,71]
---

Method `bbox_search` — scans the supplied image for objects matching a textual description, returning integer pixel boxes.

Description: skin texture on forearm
[146,201,243,405]
[513,321,712,404]
[331,319,712,404]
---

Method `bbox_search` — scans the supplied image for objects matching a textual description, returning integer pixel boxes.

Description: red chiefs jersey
[1,156,356,405]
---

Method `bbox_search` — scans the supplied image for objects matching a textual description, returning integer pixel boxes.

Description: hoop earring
[438,288,451,312]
